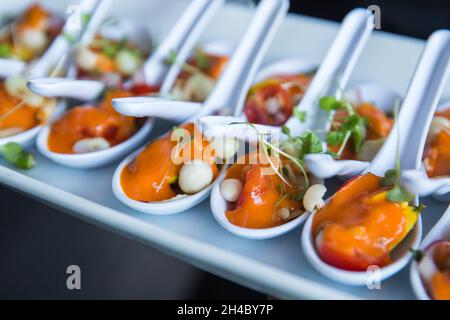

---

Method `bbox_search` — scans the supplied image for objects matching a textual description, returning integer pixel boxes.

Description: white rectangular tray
[1,0,449,300]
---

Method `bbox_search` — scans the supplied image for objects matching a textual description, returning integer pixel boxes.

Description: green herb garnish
[293,109,307,123]
[383,100,414,203]
[0,43,12,58]
[195,51,210,70]
[410,248,424,262]
[320,95,367,156]
[1,142,35,170]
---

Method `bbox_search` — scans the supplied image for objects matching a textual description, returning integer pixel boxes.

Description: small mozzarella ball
[76,46,97,71]
[179,160,213,194]
[73,137,110,154]
[5,75,28,98]
[427,116,450,142]
[303,184,327,213]
[212,137,239,160]
[220,178,243,202]
[277,208,290,220]
[19,29,47,52]
[115,50,141,76]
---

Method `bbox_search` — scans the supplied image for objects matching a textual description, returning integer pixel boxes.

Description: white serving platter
[0,0,449,300]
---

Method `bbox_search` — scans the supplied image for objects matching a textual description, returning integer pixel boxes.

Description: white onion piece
[220,178,243,202]
[73,137,110,154]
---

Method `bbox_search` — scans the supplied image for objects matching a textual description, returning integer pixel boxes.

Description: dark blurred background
[1,0,449,300]
[289,0,450,39]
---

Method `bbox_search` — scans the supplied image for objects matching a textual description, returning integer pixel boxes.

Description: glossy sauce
[225,153,303,229]
[312,173,418,271]
[121,123,218,202]
[0,83,41,131]
[423,108,450,178]
[48,90,137,154]
[244,74,312,126]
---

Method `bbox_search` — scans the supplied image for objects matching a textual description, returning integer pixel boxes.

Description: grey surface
[0,184,263,299]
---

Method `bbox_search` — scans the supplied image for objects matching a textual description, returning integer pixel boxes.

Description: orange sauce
[17,4,51,31]
[121,123,218,202]
[329,103,393,160]
[423,108,450,178]
[48,90,137,154]
[312,173,418,271]
[225,153,303,229]
[244,74,312,126]
[0,83,41,131]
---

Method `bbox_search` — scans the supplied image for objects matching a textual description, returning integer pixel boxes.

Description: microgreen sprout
[380,100,415,203]
[1,142,35,170]
[319,95,367,157]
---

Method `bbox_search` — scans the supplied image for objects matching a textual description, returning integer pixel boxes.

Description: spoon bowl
[0,100,66,148]
[400,100,450,201]
[112,146,214,215]
[301,204,422,285]
[211,169,311,240]
[410,206,450,300]
[305,83,402,179]
[36,117,154,169]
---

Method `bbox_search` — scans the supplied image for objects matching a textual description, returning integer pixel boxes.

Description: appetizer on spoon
[0,3,63,77]
[32,0,225,168]
[410,206,450,300]
[205,8,374,239]
[400,101,450,200]
[304,83,402,179]
[302,30,450,285]
[0,0,106,148]
[28,0,225,102]
[112,0,290,215]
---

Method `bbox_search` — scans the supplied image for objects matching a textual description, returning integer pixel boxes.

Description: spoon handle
[0,59,25,78]
[285,8,374,134]
[113,97,203,121]
[368,30,450,176]
[28,0,109,78]
[27,78,105,101]
[144,0,224,88]
[199,0,289,118]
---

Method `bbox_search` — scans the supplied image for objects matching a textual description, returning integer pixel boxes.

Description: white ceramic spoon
[205,9,374,240]
[410,206,450,300]
[302,29,450,286]
[0,0,107,148]
[33,0,225,169]
[112,0,290,215]
[0,59,26,79]
[400,100,450,201]
[305,83,402,179]
[27,0,225,101]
